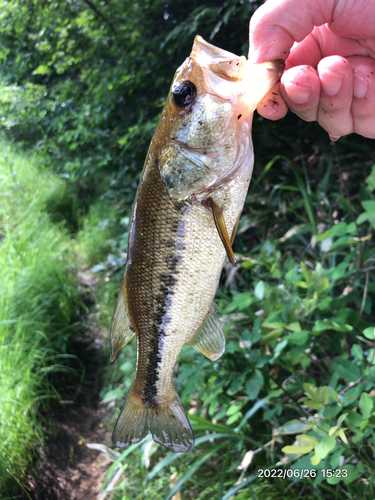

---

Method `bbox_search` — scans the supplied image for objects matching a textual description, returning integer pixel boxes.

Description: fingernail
[283,82,311,104]
[321,70,344,96]
[353,74,368,99]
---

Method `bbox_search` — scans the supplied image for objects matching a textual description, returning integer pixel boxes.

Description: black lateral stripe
[141,206,185,406]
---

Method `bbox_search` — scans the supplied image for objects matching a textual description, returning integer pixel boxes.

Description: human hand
[249,0,375,140]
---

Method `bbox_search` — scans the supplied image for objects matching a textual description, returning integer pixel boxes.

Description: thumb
[249,0,336,63]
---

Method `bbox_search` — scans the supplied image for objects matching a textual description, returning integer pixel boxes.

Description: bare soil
[26,271,113,500]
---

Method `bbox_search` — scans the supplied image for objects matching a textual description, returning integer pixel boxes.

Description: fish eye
[172,81,197,107]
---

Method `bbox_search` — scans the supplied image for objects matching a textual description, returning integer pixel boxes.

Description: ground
[26,271,114,500]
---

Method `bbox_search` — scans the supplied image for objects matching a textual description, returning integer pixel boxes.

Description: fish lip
[191,35,242,65]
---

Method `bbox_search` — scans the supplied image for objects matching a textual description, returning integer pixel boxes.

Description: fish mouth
[191,35,284,112]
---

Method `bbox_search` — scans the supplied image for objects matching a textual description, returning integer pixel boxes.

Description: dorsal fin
[207,198,237,266]
[110,278,136,362]
[188,303,225,360]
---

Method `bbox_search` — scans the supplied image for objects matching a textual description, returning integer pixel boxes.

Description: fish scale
[109,35,284,452]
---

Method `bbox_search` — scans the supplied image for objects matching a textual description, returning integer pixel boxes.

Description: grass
[76,200,119,267]
[0,143,82,495]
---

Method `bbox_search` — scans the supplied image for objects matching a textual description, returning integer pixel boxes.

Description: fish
[110,35,284,453]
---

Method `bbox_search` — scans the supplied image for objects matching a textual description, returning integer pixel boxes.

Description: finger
[249,0,337,63]
[279,65,321,122]
[256,83,288,120]
[349,55,375,139]
[286,26,369,69]
[317,56,354,140]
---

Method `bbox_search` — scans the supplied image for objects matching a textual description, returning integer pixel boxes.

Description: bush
[96,142,375,499]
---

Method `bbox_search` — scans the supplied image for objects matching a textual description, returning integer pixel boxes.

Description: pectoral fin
[207,198,237,265]
[188,303,225,361]
[110,278,136,362]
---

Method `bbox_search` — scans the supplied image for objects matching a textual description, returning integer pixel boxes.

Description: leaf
[293,280,308,288]
[260,329,284,344]
[86,443,120,462]
[303,383,320,401]
[288,329,309,345]
[332,391,340,404]
[226,412,242,425]
[277,420,310,435]
[271,339,288,362]
[358,201,375,228]
[224,293,256,313]
[337,413,348,426]
[345,411,363,428]
[189,415,229,434]
[311,436,336,464]
[313,263,329,293]
[365,164,375,191]
[333,359,361,383]
[351,344,363,362]
[282,445,313,455]
[363,327,375,340]
[296,434,318,447]
[101,387,125,402]
[300,262,312,286]
[362,200,375,213]
[102,440,146,490]
[287,322,301,332]
[303,399,324,410]
[245,369,264,399]
[313,320,353,333]
[33,64,50,75]
[359,393,373,419]
[321,386,330,405]
[237,397,270,430]
[262,321,285,329]
[254,280,265,300]
[226,404,241,416]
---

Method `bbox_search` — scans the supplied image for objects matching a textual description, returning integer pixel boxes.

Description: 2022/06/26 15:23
[257,468,349,479]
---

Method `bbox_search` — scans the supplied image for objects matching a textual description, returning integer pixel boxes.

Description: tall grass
[0,143,81,495]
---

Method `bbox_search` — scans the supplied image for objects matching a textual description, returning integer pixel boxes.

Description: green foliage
[0,0,259,182]
[76,200,118,266]
[0,143,82,494]
[98,136,375,499]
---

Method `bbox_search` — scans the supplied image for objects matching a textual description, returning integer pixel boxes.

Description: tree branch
[81,0,117,35]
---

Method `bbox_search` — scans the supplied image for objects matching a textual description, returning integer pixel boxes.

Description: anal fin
[188,303,225,360]
[110,278,136,362]
[207,198,237,266]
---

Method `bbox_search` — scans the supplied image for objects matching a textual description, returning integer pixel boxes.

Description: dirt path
[26,271,113,500]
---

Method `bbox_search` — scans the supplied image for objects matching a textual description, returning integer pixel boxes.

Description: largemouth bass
[110,36,283,452]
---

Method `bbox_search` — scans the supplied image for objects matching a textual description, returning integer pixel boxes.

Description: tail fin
[112,386,194,452]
